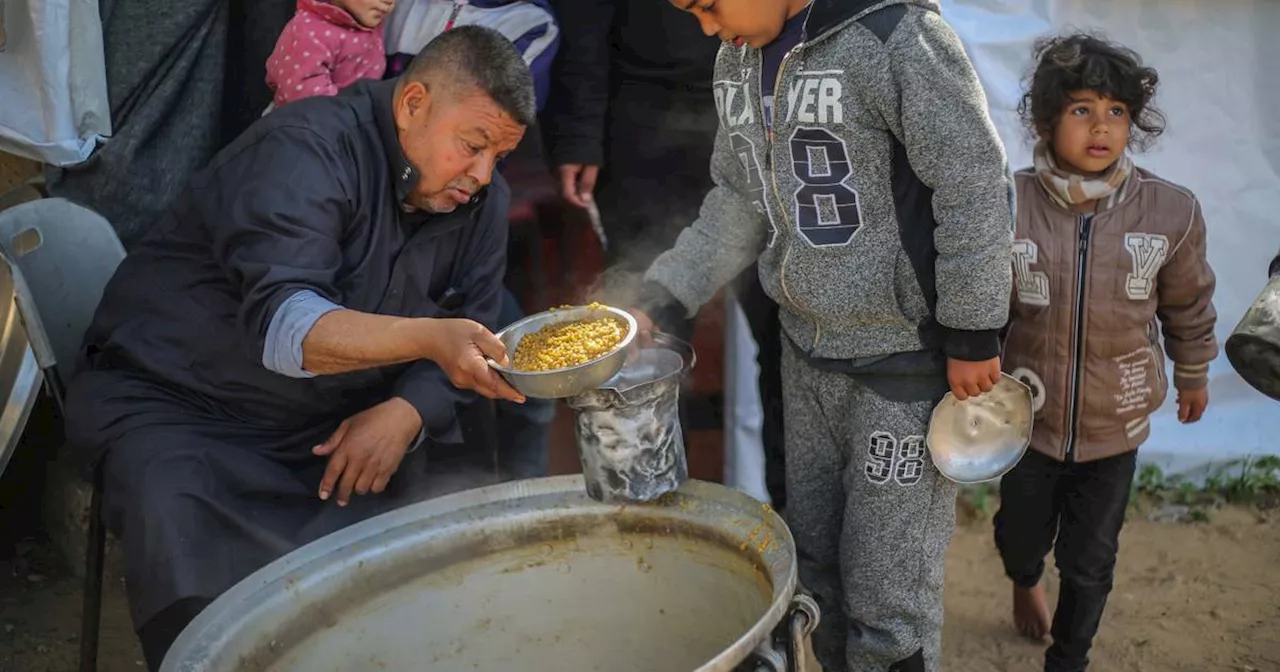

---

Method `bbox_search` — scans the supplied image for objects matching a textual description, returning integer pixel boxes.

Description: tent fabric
[0,0,111,166]
[724,295,770,503]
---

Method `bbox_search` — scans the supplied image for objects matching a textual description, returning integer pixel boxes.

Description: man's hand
[1177,386,1209,424]
[423,319,525,403]
[315,398,422,506]
[947,357,1002,401]
[557,164,600,209]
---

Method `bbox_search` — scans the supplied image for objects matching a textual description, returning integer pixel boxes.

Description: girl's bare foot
[1013,582,1051,641]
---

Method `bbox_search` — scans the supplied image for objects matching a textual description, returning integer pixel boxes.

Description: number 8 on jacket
[790,127,862,247]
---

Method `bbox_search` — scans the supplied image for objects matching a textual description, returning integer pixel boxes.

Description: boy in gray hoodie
[631,0,1013,670]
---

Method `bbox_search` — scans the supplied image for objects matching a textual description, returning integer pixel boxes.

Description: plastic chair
[0,198,126,672]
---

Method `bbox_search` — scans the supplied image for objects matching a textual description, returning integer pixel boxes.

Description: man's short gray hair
[402,26,537,127]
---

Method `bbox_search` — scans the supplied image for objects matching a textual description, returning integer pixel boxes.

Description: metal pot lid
[927,373,1033,484]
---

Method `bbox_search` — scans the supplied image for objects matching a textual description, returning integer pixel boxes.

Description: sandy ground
[0,501,1275,672]
[944,504,1280,672]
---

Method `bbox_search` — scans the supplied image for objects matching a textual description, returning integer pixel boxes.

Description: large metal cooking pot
[161,477,819,672]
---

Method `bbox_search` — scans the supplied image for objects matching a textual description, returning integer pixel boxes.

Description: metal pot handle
[649,331,697,374]
[749,645,787,672]
[788,594,820,672]
[748,593,821,672]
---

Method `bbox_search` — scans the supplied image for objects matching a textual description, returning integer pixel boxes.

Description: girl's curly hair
[1019,33,1166,151]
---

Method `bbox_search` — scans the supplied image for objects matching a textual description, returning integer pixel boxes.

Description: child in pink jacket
[266,0,394,108]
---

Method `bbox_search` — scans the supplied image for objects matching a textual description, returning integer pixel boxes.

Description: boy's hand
[947,357,1002,401]
[1177,386,1209,424]
[627,309,656,348]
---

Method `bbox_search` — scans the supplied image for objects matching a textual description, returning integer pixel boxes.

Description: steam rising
[565,99,735,329]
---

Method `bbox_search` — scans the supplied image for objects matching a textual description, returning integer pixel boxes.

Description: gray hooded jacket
[644,0,1013,369]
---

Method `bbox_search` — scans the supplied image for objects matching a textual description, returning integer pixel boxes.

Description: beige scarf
[1033,142,1133,211]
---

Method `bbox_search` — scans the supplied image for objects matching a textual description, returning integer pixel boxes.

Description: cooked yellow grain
[512,306,628,372]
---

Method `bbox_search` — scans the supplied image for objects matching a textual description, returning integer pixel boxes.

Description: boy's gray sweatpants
[782,345,957,672]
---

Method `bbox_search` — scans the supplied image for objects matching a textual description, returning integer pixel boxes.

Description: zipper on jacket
[1064,215,1093,462]
[764,46,825,349]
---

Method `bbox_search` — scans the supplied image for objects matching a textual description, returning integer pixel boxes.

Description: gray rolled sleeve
[262,289,342,378]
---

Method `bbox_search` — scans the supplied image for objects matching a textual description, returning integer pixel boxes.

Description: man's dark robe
[64,78,510,630]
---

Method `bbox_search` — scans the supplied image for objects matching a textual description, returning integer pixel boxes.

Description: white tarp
[724,296,770,503]
[725,0,1280,494]
[0,0,109,166]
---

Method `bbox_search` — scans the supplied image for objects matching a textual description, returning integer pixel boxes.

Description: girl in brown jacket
[993,34,1219,672]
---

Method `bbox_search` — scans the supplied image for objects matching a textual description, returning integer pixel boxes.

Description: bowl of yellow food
[488,303,638,399]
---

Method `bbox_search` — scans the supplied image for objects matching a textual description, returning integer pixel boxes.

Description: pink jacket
[266,0,386,107]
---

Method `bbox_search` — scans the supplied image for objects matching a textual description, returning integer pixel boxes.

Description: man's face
[394,82,525,214]
[671,0,795,49]
[333,0,396,29]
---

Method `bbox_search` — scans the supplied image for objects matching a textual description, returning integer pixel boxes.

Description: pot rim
[161,476,798,672]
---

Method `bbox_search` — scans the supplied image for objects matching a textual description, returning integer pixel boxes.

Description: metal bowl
[927,373,1034,484]
[489,305,638,399]
[1226,274,1280,401]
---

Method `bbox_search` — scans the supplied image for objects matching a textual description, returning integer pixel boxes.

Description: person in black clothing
[542,0,786,508]
[65,29,533,669]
